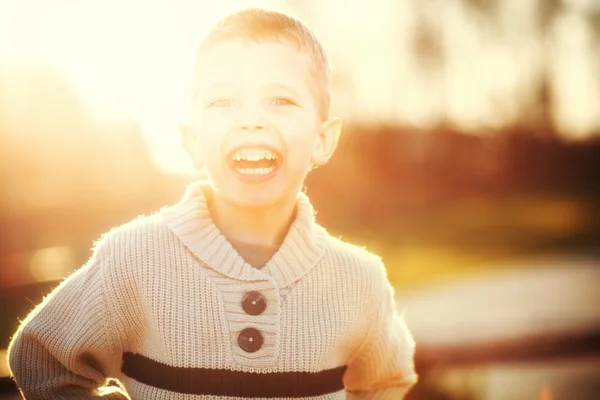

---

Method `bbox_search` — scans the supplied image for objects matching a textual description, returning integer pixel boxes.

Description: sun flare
[1,0,284,172]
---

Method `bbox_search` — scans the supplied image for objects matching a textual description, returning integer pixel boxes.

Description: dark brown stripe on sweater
[121,352,347,398]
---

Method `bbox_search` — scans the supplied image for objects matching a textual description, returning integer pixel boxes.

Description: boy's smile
[227,145,282,183]
[183,38,340,210]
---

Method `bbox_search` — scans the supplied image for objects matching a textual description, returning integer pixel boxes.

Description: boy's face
[183,38,340,209]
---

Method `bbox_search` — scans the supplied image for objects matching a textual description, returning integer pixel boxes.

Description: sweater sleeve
[7,239,130,399]
[344,262,418,399]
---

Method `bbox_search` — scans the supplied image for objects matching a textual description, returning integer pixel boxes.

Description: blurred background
[1,0,599,399]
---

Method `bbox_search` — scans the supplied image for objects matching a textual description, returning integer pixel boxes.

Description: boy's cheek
[196,120,230,141]
[271,107,317,125]
[194,109,229,127]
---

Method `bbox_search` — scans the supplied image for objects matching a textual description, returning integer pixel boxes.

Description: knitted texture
[7,182,417,399]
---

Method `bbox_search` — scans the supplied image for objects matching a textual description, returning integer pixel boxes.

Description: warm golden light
[539,387,554,400]
[1,0,599,173]
[35,1,188,121]
[29,246,76,283]
[0,350,9,377]
[1,2,599,398]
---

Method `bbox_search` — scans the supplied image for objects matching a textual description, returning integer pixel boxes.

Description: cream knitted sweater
[7,182,417,399]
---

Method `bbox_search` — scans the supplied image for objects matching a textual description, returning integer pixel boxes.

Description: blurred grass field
[340,194,600,290]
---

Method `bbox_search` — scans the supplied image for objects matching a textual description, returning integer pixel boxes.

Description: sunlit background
[1,0,599,399]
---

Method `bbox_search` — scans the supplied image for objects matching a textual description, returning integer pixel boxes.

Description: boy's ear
[179,124,204,170]
[312,117,341,167]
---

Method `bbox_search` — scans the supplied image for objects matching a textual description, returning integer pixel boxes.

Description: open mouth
[227,147,283,178]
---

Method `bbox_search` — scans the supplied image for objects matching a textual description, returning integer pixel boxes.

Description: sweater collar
[161,181,327,289]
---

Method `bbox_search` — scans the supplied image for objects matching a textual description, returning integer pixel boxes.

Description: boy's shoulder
[93,211,168,254]
[322,232,387,281]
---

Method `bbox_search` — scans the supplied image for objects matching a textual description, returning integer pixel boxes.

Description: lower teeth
[235,166,276,176]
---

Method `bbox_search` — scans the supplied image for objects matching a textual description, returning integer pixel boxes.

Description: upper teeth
[233,149,278,161]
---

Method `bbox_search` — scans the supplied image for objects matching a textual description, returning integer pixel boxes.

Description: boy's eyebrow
[200,82,305,97]
[263,83,303,97]
[202,82,236,92]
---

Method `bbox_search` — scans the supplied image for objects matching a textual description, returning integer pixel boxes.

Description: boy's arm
[7,240,130,399]
[344,262,418,399]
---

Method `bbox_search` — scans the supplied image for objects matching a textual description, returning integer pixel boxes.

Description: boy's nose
[235,103,268,132]
[238,121,267,131]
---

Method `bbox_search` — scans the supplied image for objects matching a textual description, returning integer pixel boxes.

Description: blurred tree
[533,0,563,136]
[586,6,600,119]
[412,4,446,125]
[461,0,501,28]
[589,5,600,39]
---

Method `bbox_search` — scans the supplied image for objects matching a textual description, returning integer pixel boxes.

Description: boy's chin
[218,183,296,211]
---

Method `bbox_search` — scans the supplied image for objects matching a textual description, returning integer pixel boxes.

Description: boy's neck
[207,192,297,248]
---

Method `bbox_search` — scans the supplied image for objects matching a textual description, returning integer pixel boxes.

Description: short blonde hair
[191,8,331,120]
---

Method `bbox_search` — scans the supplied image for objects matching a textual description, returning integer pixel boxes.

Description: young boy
[7,8,417,399]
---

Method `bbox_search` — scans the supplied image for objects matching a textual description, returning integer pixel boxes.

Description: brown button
[242,291,267,316]
[238,328,263,353]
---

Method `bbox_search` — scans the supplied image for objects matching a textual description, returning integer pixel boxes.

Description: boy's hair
[191,8,331,120]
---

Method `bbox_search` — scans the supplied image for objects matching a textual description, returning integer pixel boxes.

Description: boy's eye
[270,97,296,106]
[207,98,234,108]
